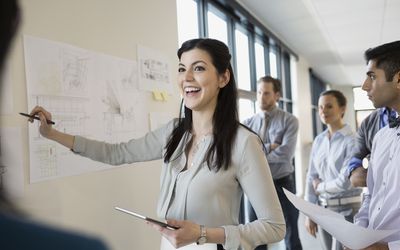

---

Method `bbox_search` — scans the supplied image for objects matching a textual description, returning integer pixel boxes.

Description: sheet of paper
[283,189,398,249]
[137,45,172,93]
[24,35,149,183]
[152,91,163,101]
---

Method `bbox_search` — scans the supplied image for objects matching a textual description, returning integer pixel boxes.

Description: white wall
[3,1,181,250]
[291,56,313,196]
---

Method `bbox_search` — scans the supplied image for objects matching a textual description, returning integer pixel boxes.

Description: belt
[318,195,362,207]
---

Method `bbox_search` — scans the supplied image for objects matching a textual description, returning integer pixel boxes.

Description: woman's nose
[184,70,194,81]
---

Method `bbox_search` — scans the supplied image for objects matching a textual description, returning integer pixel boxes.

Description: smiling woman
[29,38,285,250]
[305,89,362,250]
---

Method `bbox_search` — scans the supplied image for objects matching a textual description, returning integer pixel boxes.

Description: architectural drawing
[61,49,90,95]
[137,45,172,92]
[34,143,57,178]
[140,58,169,83]
[24,36,149,182]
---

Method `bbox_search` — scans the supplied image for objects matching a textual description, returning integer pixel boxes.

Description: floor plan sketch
[34,143,57,178]
[61,49,90,95]
[118,59,138,91]
[137,45,172,93]
[24,36,149,183]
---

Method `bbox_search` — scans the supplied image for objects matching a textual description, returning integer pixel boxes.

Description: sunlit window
[255,41,265,80]
[239,99,255,121]
[207,8,228,46]
[235,28,251,91]
[353,87,374,128]
[269,50,278,78]
[176,0,199,46]
[353,87,374,110]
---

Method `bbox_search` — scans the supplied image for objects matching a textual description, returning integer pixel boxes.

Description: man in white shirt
[351,40,400,250]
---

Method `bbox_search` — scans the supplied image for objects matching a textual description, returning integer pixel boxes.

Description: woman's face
[178,48,228,113]
[318,94,345,125]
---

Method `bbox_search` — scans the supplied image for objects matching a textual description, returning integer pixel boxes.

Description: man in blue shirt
[242,76,302,250]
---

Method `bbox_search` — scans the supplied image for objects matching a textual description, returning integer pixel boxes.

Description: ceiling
[237,0,400,86]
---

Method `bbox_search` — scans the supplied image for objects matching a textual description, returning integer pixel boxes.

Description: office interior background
[1,0,399,249]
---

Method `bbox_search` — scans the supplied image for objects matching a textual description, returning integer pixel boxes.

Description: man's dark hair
[364,41,400,81]
[258,76,281,94]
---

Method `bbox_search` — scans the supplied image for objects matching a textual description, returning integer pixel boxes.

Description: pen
[19,112,55,125]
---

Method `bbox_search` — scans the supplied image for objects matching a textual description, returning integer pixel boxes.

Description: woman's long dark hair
[164,38,239,171]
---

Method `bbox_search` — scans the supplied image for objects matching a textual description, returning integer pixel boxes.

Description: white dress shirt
[354,125,400,249]
[305,124,361,204]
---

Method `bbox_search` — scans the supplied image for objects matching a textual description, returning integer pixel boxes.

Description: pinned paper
[161,91,169,101]
[152,91,163,101]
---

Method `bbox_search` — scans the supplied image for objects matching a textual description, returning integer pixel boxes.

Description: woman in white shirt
[28,38,285,250]
[304,90,362,250]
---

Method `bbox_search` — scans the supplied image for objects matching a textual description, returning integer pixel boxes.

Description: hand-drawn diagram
[61,49,90,95]
[140,59,169,83]
[137,45,172,93]
[24,36,149,183]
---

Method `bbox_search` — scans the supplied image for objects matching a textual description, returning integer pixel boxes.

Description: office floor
[269,213,322,250]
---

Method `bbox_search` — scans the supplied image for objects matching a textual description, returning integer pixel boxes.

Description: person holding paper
[350,41,400,250]
[304,90,362,250]
[28,38,286,250]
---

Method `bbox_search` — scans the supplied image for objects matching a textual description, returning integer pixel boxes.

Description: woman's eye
[178,67,185,73]
[194,66,205,71]
[370,75,376,80]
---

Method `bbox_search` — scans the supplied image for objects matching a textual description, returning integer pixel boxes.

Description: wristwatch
[196,225,207,245]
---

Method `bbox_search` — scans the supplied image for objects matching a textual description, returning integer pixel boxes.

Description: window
[235,27,251,91]
[269,48,278,78]
[254,40,266,80]
[309,69,327,138]
[176,0,199,46]
[353,87,374,128]
[239,99,255,121]
[207,5,228,45]
[176,0,297,117]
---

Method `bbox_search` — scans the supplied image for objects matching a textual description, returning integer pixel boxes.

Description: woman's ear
[218,69,230,88]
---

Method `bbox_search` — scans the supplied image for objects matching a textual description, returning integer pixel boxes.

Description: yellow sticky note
[152,91,163,101]
[161,91,169,101]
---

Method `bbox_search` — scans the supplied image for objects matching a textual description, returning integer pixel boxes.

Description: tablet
[114,206,179,230]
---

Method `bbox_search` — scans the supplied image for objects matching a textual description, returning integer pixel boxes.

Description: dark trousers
[240,174,303,250]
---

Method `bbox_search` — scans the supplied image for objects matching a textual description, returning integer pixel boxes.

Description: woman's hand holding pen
[29,106,54,139]
[146,219,201,248]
